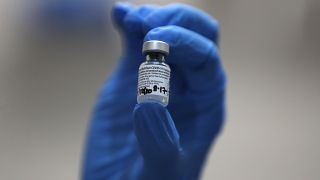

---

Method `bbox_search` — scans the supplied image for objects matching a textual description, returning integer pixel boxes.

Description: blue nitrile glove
[82,3,226,180]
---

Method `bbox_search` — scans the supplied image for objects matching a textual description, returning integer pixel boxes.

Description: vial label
[138,64,170,99]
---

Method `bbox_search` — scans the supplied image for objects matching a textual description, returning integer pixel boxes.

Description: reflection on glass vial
[137,40,171,107]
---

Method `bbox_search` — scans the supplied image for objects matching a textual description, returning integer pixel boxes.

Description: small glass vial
[137,40,171,107]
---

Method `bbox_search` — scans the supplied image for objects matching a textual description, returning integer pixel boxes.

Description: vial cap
[142,40,170,56]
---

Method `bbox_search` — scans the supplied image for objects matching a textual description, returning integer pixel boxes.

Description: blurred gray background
[0,0,319,179]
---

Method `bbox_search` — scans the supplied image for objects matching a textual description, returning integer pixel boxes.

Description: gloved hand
[82,3,226,180]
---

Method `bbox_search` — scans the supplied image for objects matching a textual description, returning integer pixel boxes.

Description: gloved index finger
[112,2,159,34]
[143,3,219,44]
[144,25,225,94]
[112,2,134,27]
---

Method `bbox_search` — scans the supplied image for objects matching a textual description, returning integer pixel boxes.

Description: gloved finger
[143,3,219,44]
[112,3,158,69]
[133,103,182,170]
[112,3,157,39]
[144,25,226,94]
[111,3,158,72]
[112,2,133,28]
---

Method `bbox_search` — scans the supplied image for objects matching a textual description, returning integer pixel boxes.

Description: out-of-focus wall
[0,0,319,179]
[198,1,320,179]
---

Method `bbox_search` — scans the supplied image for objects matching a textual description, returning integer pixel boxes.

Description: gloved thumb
[133,103,182,178]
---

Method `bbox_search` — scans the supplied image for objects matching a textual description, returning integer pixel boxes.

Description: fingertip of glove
[134,102,165,114]
[133,103,181,155]
[112,2,133,26]
[133,103,168,126]
[144,26,181,47]
[133,103,167,148]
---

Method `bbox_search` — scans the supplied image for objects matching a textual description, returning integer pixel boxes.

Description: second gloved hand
[83,3,226,180]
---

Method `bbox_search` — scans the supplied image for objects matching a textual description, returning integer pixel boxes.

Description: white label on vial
[138,64,170,98]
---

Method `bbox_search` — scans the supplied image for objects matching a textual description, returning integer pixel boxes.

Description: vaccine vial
[137,40,171,107]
